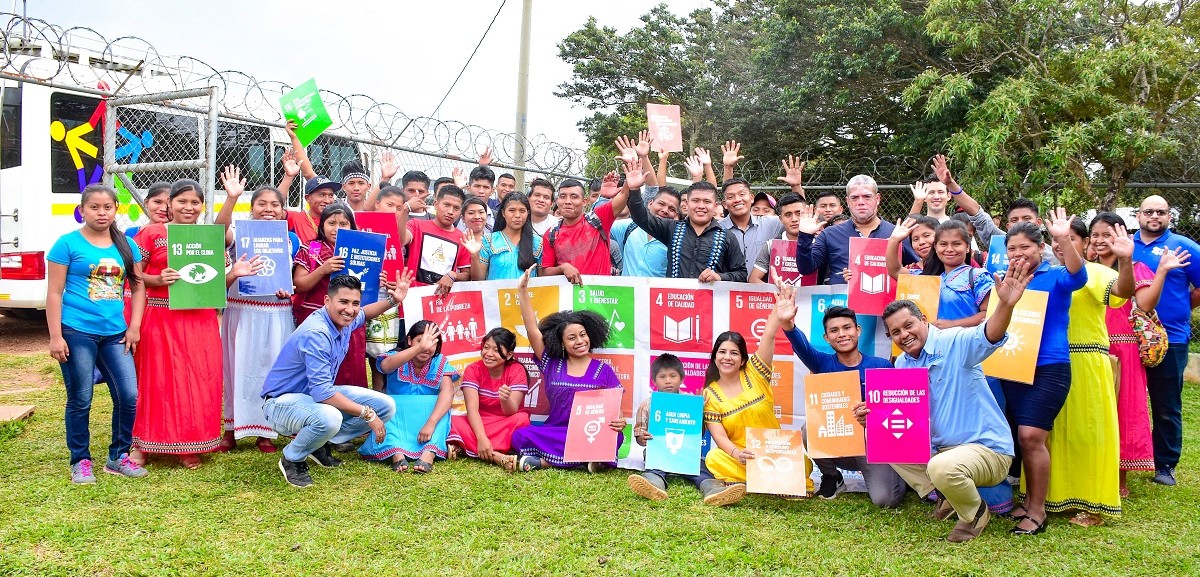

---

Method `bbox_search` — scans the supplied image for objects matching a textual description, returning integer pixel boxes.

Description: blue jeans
[263,386,396,463]
[60,326,138,465]
[644,464,715,491]
[1146,343,1189,469]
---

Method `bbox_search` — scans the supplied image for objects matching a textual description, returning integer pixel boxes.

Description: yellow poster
[981,289,1048,384]
[745,428,808,497]
[893,274,941,356]
[497,284,561,348]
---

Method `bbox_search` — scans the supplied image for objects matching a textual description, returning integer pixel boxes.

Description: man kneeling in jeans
[260,272,413,487]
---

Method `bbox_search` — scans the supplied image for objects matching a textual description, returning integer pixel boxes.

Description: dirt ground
[0,311,48,355]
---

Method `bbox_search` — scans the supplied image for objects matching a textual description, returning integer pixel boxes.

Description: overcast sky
[24,0,711,152]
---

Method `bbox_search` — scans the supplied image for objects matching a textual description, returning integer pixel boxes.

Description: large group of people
[46,126,1200,543]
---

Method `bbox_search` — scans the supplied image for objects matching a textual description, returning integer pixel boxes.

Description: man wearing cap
[283,121,342,245]
[751,192,777,217]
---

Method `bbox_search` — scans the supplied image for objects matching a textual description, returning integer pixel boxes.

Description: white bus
[0,66,365,316]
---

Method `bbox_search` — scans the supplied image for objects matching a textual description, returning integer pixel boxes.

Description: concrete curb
[1187,353,1200,385]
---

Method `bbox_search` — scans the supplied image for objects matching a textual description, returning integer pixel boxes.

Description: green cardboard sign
[573,284,635,349]
[279,78,333,147]
[167,224,227,310]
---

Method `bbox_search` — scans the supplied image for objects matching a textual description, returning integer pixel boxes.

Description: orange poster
[767,360,795,427]
[497,284,560,348]
[803,371,865,459]
[745,428,808,497]
[893,274,941,357]
[981,289,1048,384]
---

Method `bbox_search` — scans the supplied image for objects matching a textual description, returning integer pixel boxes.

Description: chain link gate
[102,87,220,226]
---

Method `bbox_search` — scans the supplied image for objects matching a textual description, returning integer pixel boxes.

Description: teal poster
[645,392,704,476]
[810,291,878,355]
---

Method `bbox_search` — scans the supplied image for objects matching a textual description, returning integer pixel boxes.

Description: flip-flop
[446,445,464,461]
[501,454,518,473]
[392,459,409,473]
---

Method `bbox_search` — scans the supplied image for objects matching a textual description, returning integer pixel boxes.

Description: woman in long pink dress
[1089,212,1188,496]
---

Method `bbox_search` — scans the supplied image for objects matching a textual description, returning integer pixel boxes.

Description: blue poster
[234,220,292,297]
[986,234,1009,275]
[645,392,704,476]
[333,229,387,305]
[810,290,879,355]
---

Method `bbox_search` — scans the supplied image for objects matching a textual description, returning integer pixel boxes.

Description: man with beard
[1132,195,1200,487]
[795,174,918,284]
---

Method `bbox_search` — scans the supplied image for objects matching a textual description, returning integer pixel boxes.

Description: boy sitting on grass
[627,354,745,506]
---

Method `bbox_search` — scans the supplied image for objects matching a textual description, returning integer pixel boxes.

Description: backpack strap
[708,228,726,272]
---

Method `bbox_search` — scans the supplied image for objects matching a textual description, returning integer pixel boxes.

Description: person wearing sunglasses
[1131,195,1200,488]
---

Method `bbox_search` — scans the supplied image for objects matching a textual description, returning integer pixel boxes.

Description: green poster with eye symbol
[167,224,227,310]
[573,284,635,349]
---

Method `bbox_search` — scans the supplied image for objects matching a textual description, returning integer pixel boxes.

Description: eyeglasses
[1140,209,1168,217]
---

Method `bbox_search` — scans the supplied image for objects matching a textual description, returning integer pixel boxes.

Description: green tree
[905,0,1200,211]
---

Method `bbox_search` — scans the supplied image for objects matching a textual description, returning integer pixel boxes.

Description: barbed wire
[0,13,588,177]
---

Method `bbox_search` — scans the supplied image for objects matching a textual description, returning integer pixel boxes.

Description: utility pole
[513,0,532,191]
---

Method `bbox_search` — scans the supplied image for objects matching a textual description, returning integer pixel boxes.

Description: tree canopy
[557,0,1200,214]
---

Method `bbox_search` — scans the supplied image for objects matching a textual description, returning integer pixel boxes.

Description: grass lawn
[1,353,1198,576]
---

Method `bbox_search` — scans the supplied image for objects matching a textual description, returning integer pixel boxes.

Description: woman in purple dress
[510,266,627,471]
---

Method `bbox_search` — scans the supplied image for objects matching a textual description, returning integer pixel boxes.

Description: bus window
[51,92,200,193]
[215,120,270,190]
[1,86,19,169]
[308,133,358,183]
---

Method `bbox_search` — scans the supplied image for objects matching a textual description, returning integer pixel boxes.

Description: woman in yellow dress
[1042,218,1135,526]
[704,282,812,494]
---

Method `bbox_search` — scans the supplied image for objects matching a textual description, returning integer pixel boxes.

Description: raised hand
[418,322,442,354]
[774,279,797,323]
[721,140,744,167]
[634,129,653,157]
[931,154,961,192]
[993,255,1035,307]
[518,265,534,292]
[1108,223,1135,259]
[890,217,916,242]
[599,171,621,199]
[622,158,646,190]
[1045,207,1075,240]
[462,230,483,255]
[388,269,415,304]
[478,147,493,167]
[694,147,712,166]
[614,135,638,162]
[451,166,467,188]
[909,181,928,201]
[797,211,827,236]
[380,151,398,182]
[683,155,704,181]
[220,165,246,200]
[230,254,265,279]
[1159,247,1191,271]
[282,148,301,177]
[776,155,805,188]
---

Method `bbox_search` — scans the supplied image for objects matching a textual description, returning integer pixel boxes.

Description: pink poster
[864,368,930,464]
[563,388,623,462]
[769,239,817,286]
[848,237,896,315]
[651,354,710,395]
[354,212,402,279]
[646,103,683,152]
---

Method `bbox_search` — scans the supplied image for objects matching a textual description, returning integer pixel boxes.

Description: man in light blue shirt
[612,186,679,277]
[862,256,1034,542]
[1131,195,1200,486]
[260,273,410,487]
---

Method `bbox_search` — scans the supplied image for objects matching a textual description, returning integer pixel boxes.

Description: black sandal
[391,458,409,473]
[412,459,434,474]
[1010,516,1047,535]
